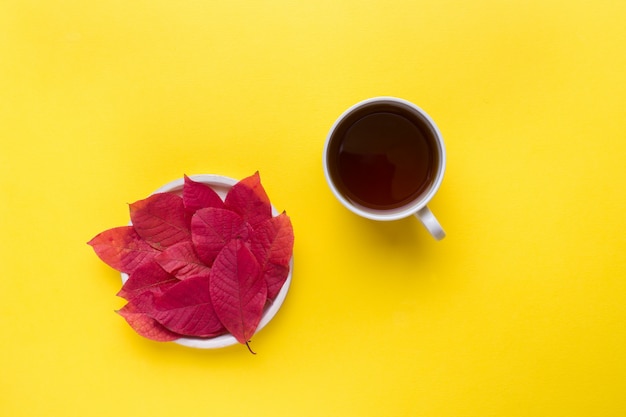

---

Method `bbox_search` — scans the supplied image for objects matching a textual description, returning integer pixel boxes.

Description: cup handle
[415,206,446,240]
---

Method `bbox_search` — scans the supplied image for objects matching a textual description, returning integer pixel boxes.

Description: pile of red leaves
[88,173,294,352]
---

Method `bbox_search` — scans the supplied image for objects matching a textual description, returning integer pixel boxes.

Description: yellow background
[1,1,625,416]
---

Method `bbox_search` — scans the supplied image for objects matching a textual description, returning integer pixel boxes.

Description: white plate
[121,174,293,349]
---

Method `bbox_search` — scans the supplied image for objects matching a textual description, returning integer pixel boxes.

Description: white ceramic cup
[323,97,446,240]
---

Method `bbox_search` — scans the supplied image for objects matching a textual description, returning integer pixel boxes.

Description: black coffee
[326,101,439,210]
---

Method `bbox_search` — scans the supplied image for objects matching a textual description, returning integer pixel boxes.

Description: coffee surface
[329,108,436,210]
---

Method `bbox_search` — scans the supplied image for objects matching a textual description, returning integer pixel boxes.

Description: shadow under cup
[324,98,445,220]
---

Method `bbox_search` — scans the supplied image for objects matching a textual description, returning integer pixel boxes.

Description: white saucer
[121,174,293,349]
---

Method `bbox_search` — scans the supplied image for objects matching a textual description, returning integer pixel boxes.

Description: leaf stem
[245,341,256,355]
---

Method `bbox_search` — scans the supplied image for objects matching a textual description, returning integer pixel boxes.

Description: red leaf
[152,275,226,338]
[209,239,266,345]
[129,193,191,250]
[191,207,252,266]
[249,213,294,300]
[250,213,294,266]
[224,172,272,228]
[88,226,160,274]
[117,292,181,342]
[155,241,212,280]
[117,260,180,301]
[260,263,290,302]
[183,175,225,213]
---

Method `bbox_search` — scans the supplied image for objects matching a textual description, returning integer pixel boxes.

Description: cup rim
[322,96,446,221]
